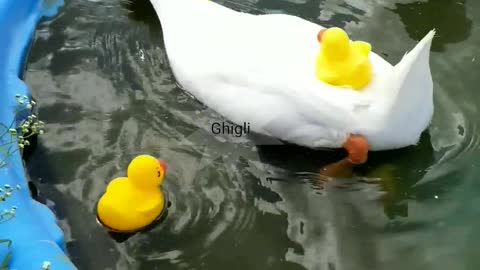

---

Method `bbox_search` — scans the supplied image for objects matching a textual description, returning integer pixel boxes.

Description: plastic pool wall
[0,0,77,269]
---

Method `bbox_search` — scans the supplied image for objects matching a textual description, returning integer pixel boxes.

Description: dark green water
[24,0,480,269]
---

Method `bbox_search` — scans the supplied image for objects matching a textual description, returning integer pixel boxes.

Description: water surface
[25,0,480,269]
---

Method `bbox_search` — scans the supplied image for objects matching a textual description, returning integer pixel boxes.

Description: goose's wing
[155,2,364,147]
[193,69,361,148]
[154,0,422,149]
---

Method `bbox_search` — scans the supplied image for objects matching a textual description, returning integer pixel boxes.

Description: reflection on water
[393,0,472,51]
[23,0,480,269]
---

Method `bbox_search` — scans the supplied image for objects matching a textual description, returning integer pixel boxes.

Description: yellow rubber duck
[315,27,373,90]
[96,155,167,232]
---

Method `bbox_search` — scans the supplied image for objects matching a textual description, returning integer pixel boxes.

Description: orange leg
[319,135,369,178]
[343,134,369,165]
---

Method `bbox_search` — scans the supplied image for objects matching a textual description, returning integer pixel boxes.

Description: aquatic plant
[0,184,20,223]
[0,94,45,167]
[0,184,19,269]
[0,95,45,269]
[42,260,51,270]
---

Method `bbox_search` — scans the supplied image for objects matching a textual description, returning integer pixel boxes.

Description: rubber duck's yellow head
[127,155,166,189]
[319,27,350,58]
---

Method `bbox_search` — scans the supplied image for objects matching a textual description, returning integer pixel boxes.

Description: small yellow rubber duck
[96,155,167,232]
[315,27,372,90]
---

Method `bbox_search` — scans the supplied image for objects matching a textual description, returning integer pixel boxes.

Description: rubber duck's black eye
[157,171,161,177]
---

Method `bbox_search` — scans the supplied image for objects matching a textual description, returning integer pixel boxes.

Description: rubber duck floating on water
[315,27,373,90]
[96,155,167,232]
[148,0,435,168]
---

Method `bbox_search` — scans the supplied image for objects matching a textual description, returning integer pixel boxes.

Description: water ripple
[23,0,480,270]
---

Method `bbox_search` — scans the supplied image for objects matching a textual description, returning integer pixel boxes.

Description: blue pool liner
[0,0,77,269]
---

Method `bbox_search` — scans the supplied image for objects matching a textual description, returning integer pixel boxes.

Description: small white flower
[16,185,21,190]
[4,184,11,189]
[42,261,51,270]
[26,103,32,110]
[18,143,24,149]
[39,130,44,135]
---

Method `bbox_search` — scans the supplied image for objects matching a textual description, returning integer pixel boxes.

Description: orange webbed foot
[343,134,369,165]
[319,135,369,178]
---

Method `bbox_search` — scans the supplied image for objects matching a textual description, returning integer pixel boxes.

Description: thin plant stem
[0,214,14,223]
[0,123,8,129]
[0,141,16,148]
[1,148,19,160]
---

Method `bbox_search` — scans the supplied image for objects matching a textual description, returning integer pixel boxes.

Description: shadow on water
[25,142,123,269]
[392,0,472,51]
[101,202,171,243]
[123,0,162,33]
[255,131,439,220]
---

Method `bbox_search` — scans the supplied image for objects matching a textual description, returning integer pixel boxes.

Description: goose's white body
[151,0,435,150]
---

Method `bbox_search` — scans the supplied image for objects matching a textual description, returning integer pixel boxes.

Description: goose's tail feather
[368,30,435,149]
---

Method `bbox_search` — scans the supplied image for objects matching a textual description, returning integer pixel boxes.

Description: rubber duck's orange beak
[317,28,327,42]
[158,159,166,175]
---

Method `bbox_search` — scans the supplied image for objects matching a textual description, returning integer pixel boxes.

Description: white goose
[149,0,435,166]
